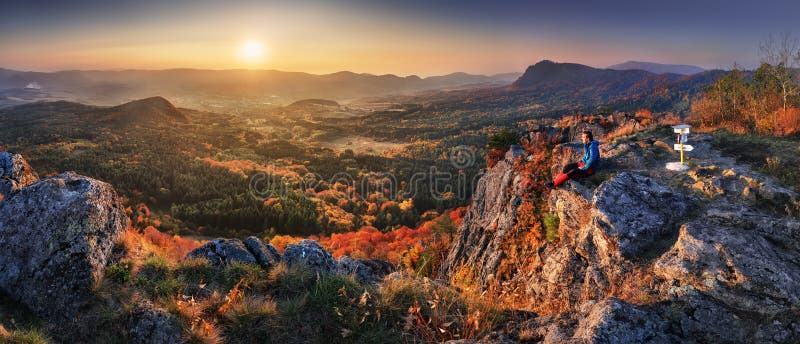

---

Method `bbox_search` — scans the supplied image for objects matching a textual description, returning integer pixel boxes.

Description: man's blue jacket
[579,140,600,171]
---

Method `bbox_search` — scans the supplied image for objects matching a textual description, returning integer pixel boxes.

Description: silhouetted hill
[512,60,604,86]
[504,60,686,107]
[98,96,187,125]
[0,97,187,133]
[608,61,705,75]
[511,60,683,90]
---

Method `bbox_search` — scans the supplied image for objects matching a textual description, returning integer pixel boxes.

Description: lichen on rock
[0,171,127,324]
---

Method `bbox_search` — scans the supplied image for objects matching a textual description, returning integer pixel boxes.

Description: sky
[1,0,799,76]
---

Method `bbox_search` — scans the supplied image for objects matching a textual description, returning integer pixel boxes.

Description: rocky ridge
[442,131,800,343]
[187,238,394,285]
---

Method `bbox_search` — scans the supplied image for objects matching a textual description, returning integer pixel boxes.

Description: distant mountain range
[509,60,690,100]
[607,61,705,75]
[0,68,521,107]
[0,60,721,117]
[391,59,723,116]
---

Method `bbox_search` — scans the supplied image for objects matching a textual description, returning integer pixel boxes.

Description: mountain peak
[511,60,607,88]
[102,96,187,125]
[117,96,174,109]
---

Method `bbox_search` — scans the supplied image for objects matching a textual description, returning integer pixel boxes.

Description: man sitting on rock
[546,130,600,188]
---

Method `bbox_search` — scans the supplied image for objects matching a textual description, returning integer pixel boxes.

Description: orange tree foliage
[448,132,560,310]
[689,63,800,136]
[486,149,506,169]
[269,234,305,253]
[141,226,203,260]
[497,133,557,286]
[635,108,654,120]
[266,208,467,274]
[141,206,466,271]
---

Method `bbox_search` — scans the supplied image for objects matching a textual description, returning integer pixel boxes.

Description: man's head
[581,130,593,144]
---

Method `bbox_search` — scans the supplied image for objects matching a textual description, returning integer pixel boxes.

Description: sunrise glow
[238,40,266,64]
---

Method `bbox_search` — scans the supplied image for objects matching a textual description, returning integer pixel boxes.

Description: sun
[238,40,266,63]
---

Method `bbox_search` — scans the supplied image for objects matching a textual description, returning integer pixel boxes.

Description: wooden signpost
[666,124,691,171]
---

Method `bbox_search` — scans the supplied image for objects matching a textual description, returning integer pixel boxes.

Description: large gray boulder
[654,203,800,315]
[283,239,338,274]
[0,151,39,200]
[244,236,281,270]
[519,298,682,344]
[186,237,393,284]
[186,237,282,270]
[186,238,258,266]
[0,172,127,321]
[590,172,690,257]
[337,256,394,284]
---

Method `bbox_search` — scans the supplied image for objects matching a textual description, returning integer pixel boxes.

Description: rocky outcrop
[187,236,283,270]
[186,238,394,284]
[523,172,689,308]
[679,134,800,218]
[439,149,526,284]
[442,129,800,343]
[654,203,800,315]
[590,172,689,257]
[187,238,260,266]
[519,298,682,344]
[280,240,394,283]
[338,257,395,285]
[0,172,127,322]
[0,151,39,200]
[244,236,282,270]
[125,300,182,344]
[283,239,338,274]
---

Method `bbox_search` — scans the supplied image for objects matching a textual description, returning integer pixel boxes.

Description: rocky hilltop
[441,129,800,343]
[2,122,799,343]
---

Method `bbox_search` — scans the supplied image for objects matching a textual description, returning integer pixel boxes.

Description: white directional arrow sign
[674,144,693,152]
[673,124,690,133]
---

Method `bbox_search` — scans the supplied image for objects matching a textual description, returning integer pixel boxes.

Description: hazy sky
[1,0,798,76]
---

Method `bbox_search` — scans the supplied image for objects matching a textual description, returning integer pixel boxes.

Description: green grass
[543,213,560,242]
[0,294,42,335]
[107,262,132,283]
[712,130,800,191]
[221,297,279,344]
[222,262,267,291]
[134,256,183,298]
[174,258,215,285]
[0,329,52,344]
[267,263,315,300]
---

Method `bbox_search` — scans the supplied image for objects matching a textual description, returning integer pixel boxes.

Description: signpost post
[666,124,691,171]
